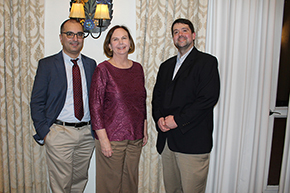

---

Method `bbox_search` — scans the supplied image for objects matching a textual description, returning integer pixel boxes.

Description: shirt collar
[62,51,81,66]
[177,46,194,63]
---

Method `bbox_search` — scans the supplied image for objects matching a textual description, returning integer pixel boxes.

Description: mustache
[70,41,79,44]
[178,36,187,40]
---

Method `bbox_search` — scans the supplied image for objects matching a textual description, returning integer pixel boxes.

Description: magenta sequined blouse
[89,60,146,141]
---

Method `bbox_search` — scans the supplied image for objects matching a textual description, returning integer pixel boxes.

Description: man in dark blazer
[30,19,96,193]
[152,18,220,193]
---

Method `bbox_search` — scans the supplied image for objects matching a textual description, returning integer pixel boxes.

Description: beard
[174,37,193,51]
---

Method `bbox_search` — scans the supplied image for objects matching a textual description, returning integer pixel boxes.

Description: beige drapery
[0,0,47,192]
[0,0,208,192]
[136,0,208,192]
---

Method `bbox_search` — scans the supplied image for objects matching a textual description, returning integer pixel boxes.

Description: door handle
[269,110,281,116]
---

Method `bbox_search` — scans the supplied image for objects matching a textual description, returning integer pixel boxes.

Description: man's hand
[165,115,178,129]
[157,117,171,132]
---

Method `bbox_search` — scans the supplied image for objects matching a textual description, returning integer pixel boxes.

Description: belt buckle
[75,122,84,127]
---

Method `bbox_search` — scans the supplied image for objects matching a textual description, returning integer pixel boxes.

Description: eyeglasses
[61,31,85,39]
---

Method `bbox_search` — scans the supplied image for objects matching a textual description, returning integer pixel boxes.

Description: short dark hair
[60,19,83,34]
[171,18,195,36]
[103,25,135,58]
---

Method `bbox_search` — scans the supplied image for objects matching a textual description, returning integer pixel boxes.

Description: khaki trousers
[161,142,210,193]
[95,139,143,193]
[45,124,95,193]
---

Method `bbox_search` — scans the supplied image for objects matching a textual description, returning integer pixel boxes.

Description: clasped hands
[157,115,178,132]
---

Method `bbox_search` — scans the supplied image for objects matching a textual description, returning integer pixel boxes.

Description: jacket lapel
[54,52,67,88]
[172,47,198,81]
[168,57,177,81]
[55,51,65,69]
[81,55,93,93]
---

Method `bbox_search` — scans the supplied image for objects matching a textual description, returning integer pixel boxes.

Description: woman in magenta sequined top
[89,25,147,193]
[90,60,146,141]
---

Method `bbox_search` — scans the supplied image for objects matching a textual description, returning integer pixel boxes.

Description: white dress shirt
[57,51,90,122]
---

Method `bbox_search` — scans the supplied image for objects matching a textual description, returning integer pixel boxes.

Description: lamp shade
[94,4,110,19]
[69,3,86,19]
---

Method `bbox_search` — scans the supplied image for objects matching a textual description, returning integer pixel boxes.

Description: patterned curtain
[136,0,208,192]
[0,0,47,192]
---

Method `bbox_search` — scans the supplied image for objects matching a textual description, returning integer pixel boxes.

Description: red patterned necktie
[71,59,84,121]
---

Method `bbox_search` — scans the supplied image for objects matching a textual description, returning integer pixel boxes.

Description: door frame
[263,1,289,192]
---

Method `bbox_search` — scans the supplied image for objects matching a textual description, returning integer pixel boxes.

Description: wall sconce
[69,0,113,39]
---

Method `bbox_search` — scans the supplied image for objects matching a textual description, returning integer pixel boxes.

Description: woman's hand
[100,138,113,157]
[142,120,148,146]
[96,129,113,157]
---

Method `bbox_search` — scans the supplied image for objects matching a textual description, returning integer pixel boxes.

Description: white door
[264,1,290,192]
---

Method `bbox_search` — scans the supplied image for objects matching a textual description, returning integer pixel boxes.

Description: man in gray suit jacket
[152,18,220,193]
[30,19,96,193]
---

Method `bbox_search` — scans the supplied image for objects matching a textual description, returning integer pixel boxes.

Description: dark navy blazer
[30,51,96,145]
